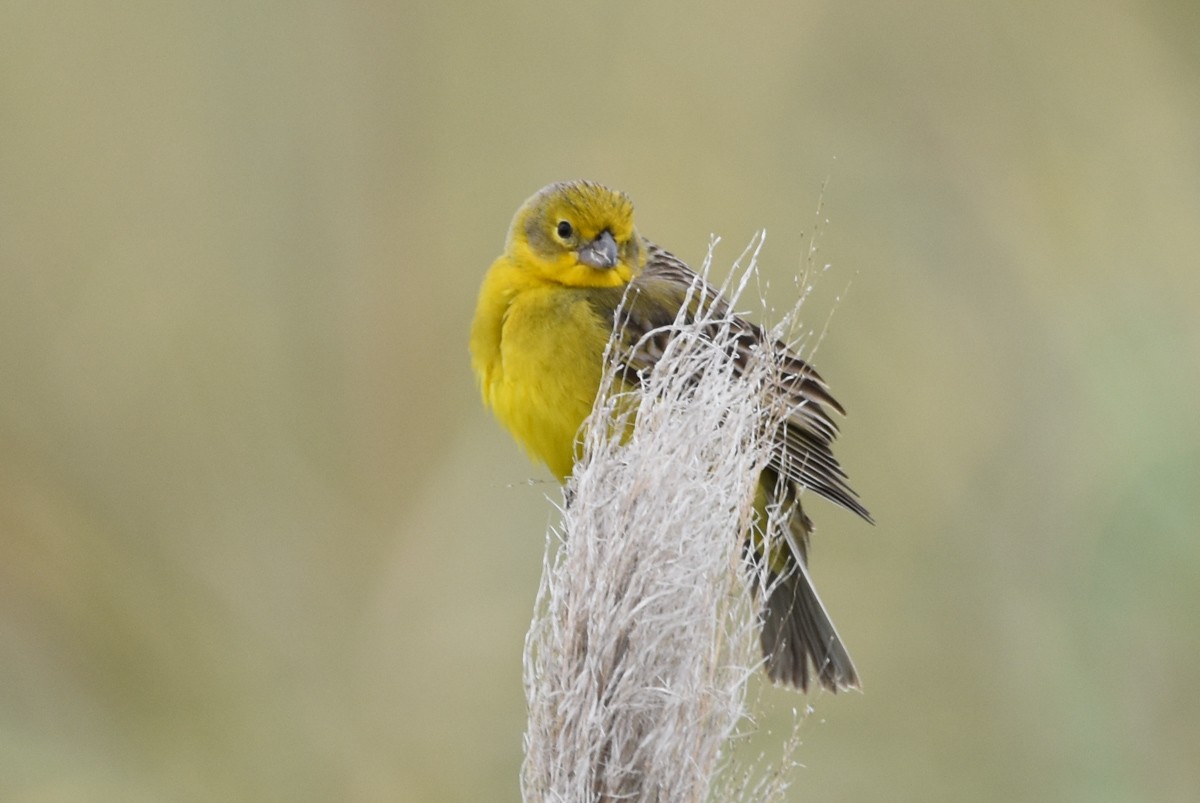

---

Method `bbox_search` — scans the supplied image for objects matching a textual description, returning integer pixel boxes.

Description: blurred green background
[3,1,1198,801]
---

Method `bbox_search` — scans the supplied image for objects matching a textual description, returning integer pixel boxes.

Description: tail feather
[759,559,859,692]
[753,475,859,692]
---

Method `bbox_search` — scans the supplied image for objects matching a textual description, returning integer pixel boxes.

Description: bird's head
[505,180,646,288]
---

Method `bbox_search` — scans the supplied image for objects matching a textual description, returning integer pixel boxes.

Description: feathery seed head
[506,180,645,288]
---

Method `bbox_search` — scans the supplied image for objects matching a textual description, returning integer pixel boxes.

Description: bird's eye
[556,220,573,240]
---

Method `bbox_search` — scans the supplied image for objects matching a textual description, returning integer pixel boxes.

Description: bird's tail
[752,475,858,692]
[759,556,859,692]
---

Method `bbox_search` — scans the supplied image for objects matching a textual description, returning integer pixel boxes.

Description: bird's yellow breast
[470,258,617,480]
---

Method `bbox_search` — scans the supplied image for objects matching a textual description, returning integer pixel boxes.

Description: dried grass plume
[521,236,822,802]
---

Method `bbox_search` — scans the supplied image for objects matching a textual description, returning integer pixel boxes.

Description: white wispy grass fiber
[521,237,807,803]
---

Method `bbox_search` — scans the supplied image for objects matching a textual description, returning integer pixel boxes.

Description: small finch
[470,180,871,691]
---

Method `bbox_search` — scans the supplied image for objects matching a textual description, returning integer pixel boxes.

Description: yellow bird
[470,180,871,691]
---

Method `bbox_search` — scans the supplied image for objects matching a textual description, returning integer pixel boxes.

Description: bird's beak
[577,230,619,269]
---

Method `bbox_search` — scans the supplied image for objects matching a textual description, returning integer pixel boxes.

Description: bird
[470,180,871,692]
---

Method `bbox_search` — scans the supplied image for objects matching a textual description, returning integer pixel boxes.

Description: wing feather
[610,241,871,523]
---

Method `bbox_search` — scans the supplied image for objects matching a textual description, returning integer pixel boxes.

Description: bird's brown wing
[613,241,871,523]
